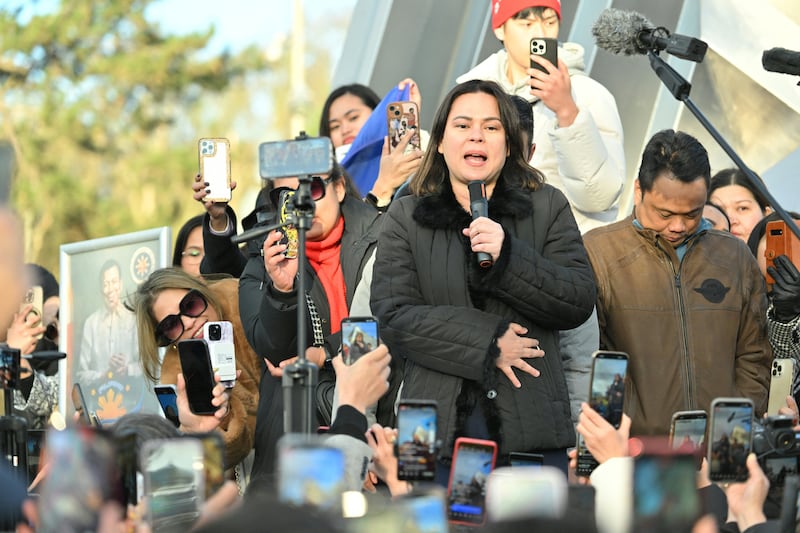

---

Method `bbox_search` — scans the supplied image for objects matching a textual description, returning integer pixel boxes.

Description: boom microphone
[762,48,800,76]
[467,180,493,269]
[592,8,708,63]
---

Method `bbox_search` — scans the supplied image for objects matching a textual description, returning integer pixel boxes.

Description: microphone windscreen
[762,48,800,76]
[592,8,654,56]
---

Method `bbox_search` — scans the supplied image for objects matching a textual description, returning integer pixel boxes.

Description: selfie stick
[648,51,800,241]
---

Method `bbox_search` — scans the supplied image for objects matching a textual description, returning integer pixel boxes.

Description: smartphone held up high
[198,138,232,203]
[341,316,379,365]
[396,399,437,482]
[708,397,754,483]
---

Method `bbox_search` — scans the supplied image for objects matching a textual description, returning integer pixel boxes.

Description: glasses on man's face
[181,246,204,263]
[154,289,208,346]
[269,175,335,208]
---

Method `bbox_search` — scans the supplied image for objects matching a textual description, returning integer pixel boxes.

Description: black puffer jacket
[371,179,595,457]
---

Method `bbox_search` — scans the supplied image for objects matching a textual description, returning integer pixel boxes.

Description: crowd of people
[1,0,799,531]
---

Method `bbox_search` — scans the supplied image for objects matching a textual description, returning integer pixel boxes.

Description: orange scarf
[305,217,347,334]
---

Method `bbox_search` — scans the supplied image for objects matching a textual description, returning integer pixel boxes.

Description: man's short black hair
[637,129,710,194]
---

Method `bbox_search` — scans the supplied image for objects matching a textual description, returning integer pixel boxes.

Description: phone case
[708,397,754,482]
[768,358,795,415]
[177,339,217,415]
[447,437,497,527]
[141,438,204,531]
[277,189,298,259]
[198,137,232,203]
[203,321,236,385]
[530,37,558,74]
[22,285,44,339]
[396,400,438,481]
[341,316,380,365]
[386,101,421,152]
[765,220,799,285]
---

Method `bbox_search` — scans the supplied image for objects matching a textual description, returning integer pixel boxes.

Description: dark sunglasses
[269,175,336,209]
[154,289,208,347]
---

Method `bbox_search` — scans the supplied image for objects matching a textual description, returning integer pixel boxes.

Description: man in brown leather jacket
[583,129,771,437]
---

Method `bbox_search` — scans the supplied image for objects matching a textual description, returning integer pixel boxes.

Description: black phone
[708,397,754,483]
[341,316,379,365]
[670,410,707,455]
[0,345,20,390]
[396,399,438,481]
[155,384,180,427]
[633,452,700,532]
[577,350,629,476]
[509,452,544,467]
[71,382,101,427]
[447,437,497,527]
[530,37,558,74]
[177,339,217,415]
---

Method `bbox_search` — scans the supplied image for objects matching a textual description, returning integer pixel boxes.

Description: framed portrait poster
[59,227,171,424]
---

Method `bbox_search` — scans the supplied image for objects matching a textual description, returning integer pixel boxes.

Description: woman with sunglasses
[238,161,387,482]
[133,267,260,469]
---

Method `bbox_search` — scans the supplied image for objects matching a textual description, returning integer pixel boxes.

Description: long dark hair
[409,79,543,197]
[709,168,770,213]
[318,84,380,138]
[171,214,204,267]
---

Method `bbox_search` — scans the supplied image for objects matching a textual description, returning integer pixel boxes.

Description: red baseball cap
[491,0,562,30]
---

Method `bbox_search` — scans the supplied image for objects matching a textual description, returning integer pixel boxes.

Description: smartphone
[509,452,544,467]
[258,137,333,180]
[113,432,139,507]
[25,429,46,490]
[386,101,421,152]
[203,321,236,387]
[38,427,123,532]
[194,432,226,498]
[21,285,44,339]
[708,397,754,483]
[530,37,558,74]
[71,382,101,427]
[277,189,298,259]
[0,345,20,390]
[198,137,232,203]
[154,384,180,427]
[341,316,379,365]
[446,437,498,527]
[177,339,217,415]
[141,437,204,531]
[396,399,437,481]
[486,465,567,521]
[577,351,629,476]
[669,410,707,455]
[768,358,795,415]
[633,452,700,532]
[765,220,799,285]
[277,435,345,510]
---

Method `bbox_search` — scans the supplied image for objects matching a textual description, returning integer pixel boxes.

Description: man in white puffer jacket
[457,0,627,233]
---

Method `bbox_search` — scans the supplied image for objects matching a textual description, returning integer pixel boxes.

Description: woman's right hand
[371,131,424,204]
[6,304,46,355]
[175,372,230,434]
[263,230,298,292]
[495,322,544,388]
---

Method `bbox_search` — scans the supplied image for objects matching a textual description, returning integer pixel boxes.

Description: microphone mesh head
[592,8,654,56]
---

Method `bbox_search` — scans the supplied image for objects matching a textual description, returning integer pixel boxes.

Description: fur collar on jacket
[412,178,534,230]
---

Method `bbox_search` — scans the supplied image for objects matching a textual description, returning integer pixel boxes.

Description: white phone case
[198,138,232,203]
[203,321,236,386]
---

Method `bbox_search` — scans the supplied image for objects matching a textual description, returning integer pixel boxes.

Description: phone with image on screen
[341,316,379,365]
[277,434,345,510]
[708,397,754,483]
[576,351,629,477]
[447,437,497,527]
[634,451,701,532]
[669,410,707,460]
[396,399,437,481]
[154,384,180,427]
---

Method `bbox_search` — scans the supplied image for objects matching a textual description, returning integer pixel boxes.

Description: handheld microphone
[467,180,493,269]
[22,351,67,362]
[592,8,708,63]
[762,48,800,77]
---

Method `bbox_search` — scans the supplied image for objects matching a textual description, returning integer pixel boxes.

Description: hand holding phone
[198,138,232,203]
[386,102,421,152]
[341,316,379,365]
[21,285,44,339]
[530,37,558,74]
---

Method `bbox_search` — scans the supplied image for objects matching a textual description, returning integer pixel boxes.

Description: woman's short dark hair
[318,84,380,138]
[172,214,204,267]
[637,130,710,194]
[709,168,771,213]
[409,79,543,197]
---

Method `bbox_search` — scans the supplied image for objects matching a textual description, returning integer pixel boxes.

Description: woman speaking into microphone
[370,79,596,479]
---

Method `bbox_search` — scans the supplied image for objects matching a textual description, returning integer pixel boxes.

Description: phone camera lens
[209,324,222,341]
[777,365,782,372]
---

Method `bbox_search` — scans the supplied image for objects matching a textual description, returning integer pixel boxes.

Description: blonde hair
[131,267,223,383]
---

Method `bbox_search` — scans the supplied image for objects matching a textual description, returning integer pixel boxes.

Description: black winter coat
[370,179,596,457]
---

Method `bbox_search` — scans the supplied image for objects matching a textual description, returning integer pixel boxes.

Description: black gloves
[768,255,800,322]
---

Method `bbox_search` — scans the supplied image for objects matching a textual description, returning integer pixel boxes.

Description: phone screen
[396,401,437,481]
[447,438,497,526]
[341,316,379,365]
[278,443,345,510]
[509,452,544,468]
[709,399,753,482]
[588,352,628,428]
[155,385,180,427]
[177,339,216,415]
[141,438,204,531]
[0,346,20,389]
[399,489,449,532]
[634,453,700,531]
[670,412,707,455]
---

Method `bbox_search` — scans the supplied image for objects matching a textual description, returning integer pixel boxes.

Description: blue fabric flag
[341,85,411,196]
